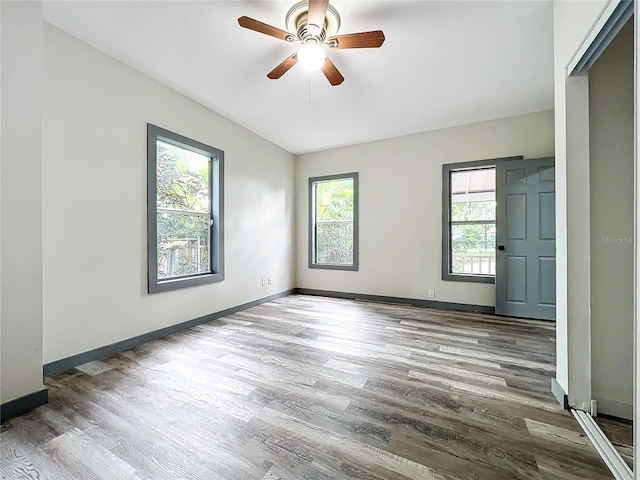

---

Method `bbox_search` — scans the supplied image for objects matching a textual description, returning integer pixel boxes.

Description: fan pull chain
[309,72,316,118]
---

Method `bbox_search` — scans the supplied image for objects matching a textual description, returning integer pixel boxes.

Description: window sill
[309,263,358,271]
[442,273,495,284]
[149,272,224,293]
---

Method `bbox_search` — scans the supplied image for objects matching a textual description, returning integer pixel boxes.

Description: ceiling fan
[238,0,385,86]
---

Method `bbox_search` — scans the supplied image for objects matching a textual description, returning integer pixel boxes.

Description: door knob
[497,245,505,251]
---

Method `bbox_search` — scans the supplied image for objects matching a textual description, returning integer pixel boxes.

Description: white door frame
[633,1,639,476]
[566,0,636,478]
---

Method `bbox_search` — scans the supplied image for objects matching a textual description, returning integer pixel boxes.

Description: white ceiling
[43,1,554,155]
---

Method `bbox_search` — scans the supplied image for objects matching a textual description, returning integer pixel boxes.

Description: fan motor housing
[285,1,341,42]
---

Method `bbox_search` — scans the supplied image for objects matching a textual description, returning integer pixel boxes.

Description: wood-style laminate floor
[1,295,632,479]
[596,417,634,469]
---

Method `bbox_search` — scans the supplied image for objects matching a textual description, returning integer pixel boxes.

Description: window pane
[316,221,353,265]
[157,140,209,213]
[451,168,496,221]
[316,179,354,221]
[451,223,496,275]
[157,212,210,279]
[451,200,496,221]
[314,177,354,266]
[450,168,495,194]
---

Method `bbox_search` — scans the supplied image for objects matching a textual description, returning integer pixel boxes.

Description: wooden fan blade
[267,53,298,79]
[238,16,292,42]
[307,0,329,32]
[321,56,344,86]
[328,30,385,49]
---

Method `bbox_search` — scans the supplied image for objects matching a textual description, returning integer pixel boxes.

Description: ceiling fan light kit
[297,40,326,72]
[238,0,385,86]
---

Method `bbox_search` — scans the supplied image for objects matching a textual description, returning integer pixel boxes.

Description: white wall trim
[572,409,632,480]
[633,2,639,477]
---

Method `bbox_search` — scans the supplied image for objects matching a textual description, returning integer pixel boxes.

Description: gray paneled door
[495,157,556,320]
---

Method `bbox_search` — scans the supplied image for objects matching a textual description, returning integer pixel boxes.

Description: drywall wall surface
[42,24,295,363]
[0,1,46,403]
[552,0,607,399]
[589,19,634,419]
[295,110,554,307]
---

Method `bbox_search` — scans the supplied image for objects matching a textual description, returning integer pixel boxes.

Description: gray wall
[588,20,634,419]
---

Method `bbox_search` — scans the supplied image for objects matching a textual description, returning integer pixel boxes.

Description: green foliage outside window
[451,200,495,275]
[316,179,354,221]
[315,178,354,265]
[451,201,495,222]
[156,141,210,278]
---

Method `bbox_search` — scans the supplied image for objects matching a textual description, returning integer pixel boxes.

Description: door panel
[506,256,527,303]
[538,165,555,182]
[538,192,555,240]
[538,257,556,305]
[507,168,527,185]
[496,157,556,320]
[506,194,527,240]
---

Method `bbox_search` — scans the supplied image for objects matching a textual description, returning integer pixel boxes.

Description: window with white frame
[147,124,224,293]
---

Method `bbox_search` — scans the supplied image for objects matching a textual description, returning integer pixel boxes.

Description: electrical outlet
[261,278,266,286]
[268,277,272,285]
[428,289,435,298]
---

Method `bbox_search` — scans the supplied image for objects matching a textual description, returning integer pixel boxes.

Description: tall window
[309,173,359,271]
[442,161,496,283]
[147,124,224,293]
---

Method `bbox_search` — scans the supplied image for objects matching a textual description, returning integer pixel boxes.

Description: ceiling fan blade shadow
[267,53,298,79]
[307,0,329,34]
[238,16,293,42]
[321,56,344,86]
[328,30,385,49]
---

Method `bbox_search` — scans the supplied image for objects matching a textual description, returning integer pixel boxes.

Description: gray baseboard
[43,289,295,377]
[551,378,569,410]
[295,288,496,314]
[44,288,494,378]
[1,388,48,424]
